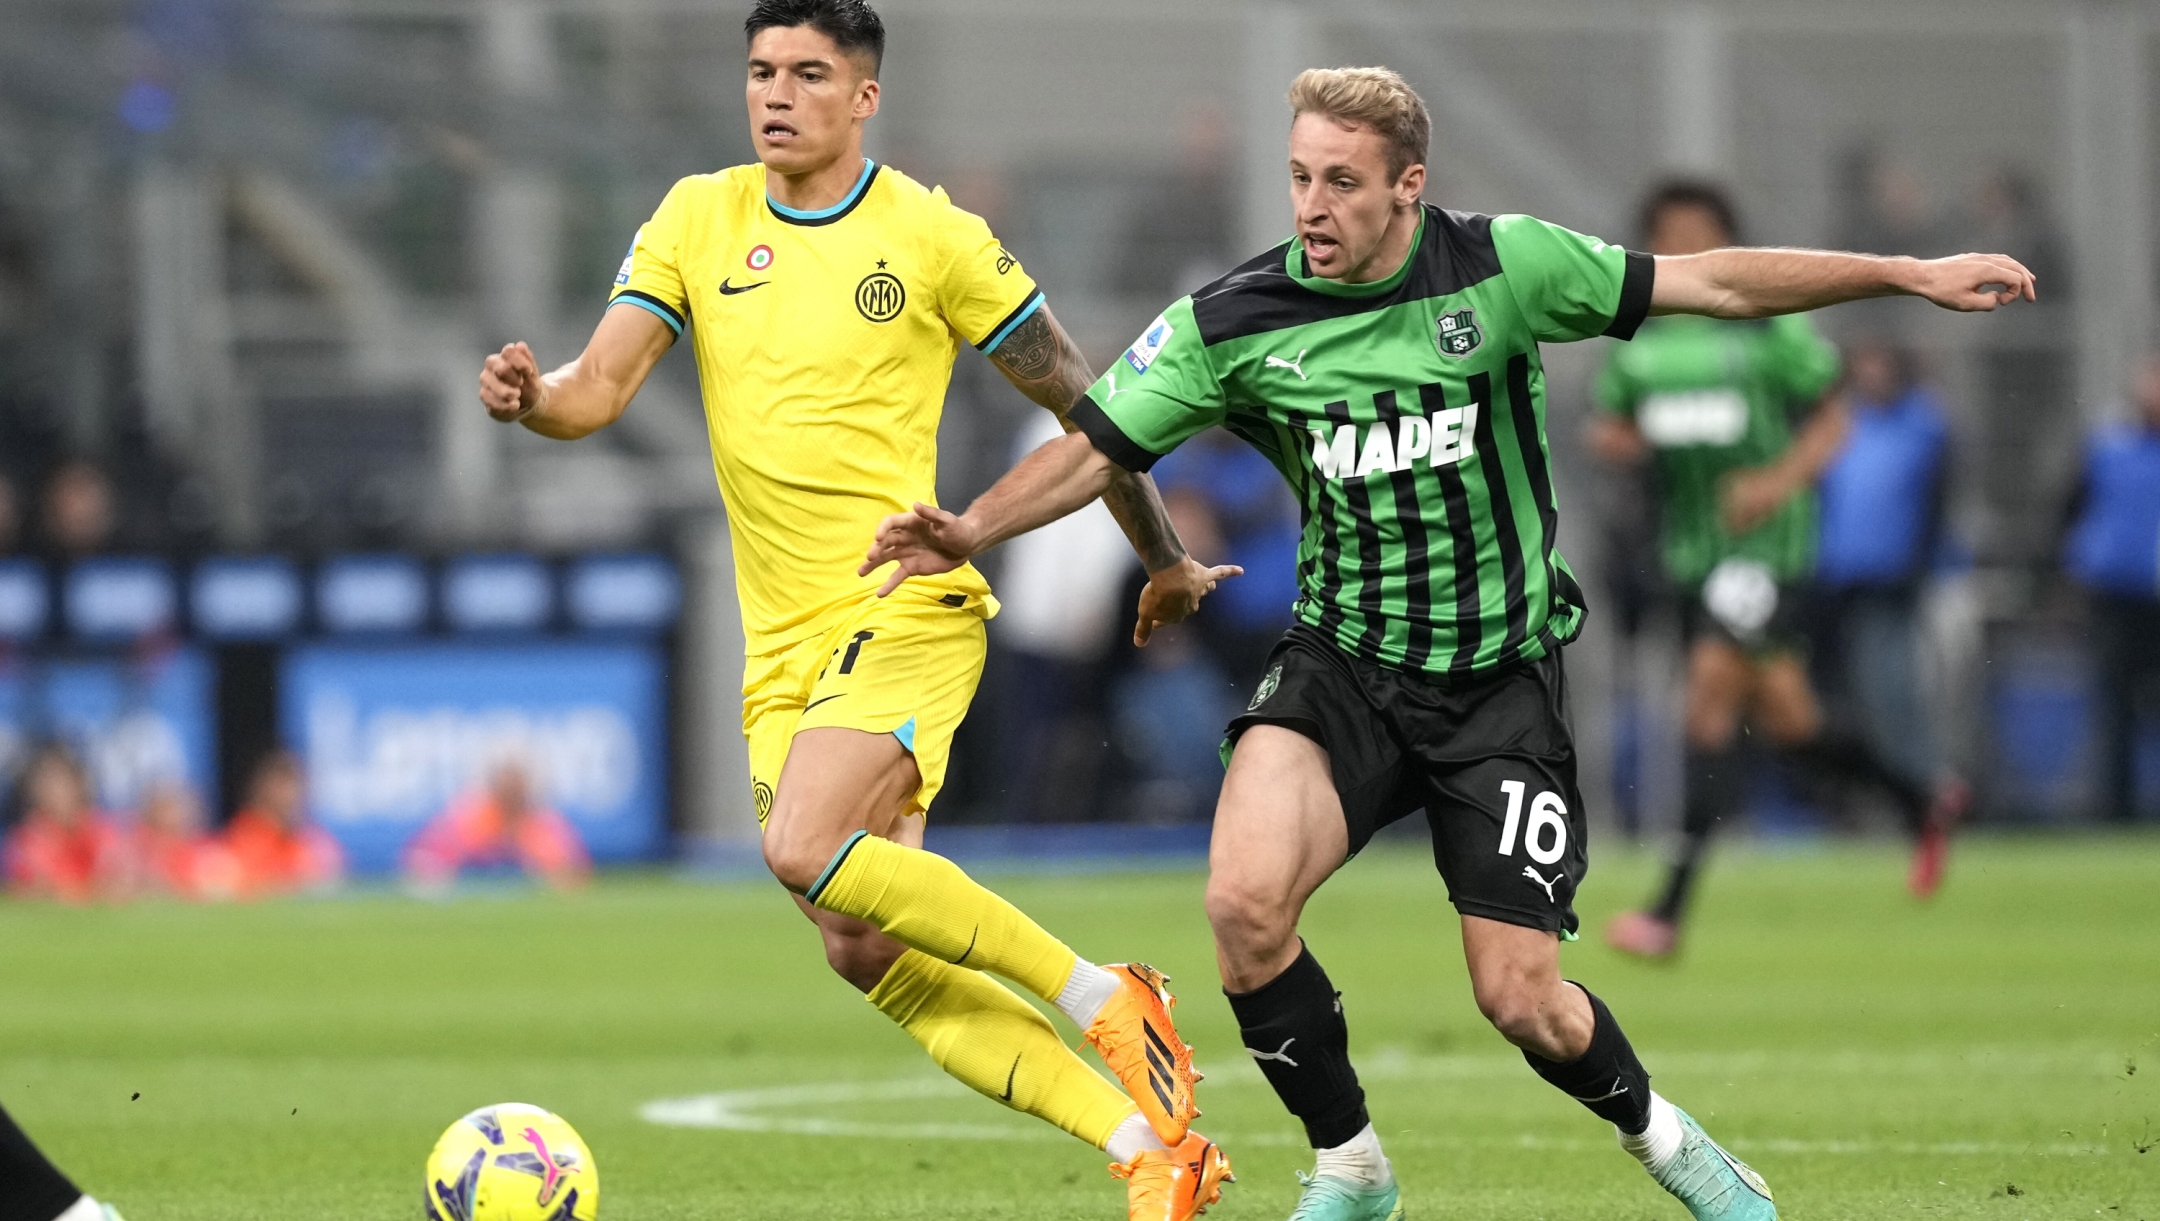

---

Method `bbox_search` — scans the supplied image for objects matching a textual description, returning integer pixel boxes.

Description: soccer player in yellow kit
[476,2,1236,1215]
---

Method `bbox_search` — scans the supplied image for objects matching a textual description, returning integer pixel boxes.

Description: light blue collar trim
[767,158,876,220]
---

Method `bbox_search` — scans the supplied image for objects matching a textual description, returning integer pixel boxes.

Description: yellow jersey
[611,158,1039,654]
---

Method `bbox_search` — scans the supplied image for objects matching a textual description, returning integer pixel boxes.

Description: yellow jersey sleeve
[610,178,695,336]
[926,187,1043,354]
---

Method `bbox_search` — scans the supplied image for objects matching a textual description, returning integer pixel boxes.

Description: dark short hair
[1639,179,1742,246]
[745,0,885,77]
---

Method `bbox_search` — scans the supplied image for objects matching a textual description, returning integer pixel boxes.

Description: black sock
[1224,943,1369,1149]
[1785,724,1929,833]
[0,1103,83,1221]
[1522,985,1654,1134]
[1651,744,1738,923]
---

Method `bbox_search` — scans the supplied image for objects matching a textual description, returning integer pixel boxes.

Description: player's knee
[1472,978,1546,1047]
[1205,876,1293,955]
[820,925,903,993]
[760,816,837,894]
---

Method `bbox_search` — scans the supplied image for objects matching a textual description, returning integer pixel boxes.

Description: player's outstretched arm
[860,430,1241,644]
[476,303,675,440]
[1650,247,2036,320]
[983,304,1241,642]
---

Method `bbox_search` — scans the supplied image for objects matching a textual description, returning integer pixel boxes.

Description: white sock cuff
[1616,1092,1685,1171]
[1105,1109,1167,1164]
[53,1197,105,1221]
[1054,959,1120,1029]
[1313,1122,1392,1189]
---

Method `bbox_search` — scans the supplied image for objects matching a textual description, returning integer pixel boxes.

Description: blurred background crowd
[3,0,2158,897]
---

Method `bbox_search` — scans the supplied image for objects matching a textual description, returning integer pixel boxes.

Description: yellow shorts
[743,589,994,826]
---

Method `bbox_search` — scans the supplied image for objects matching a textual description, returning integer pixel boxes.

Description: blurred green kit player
[867,65,2034,1221]
[1591,183,1972,963]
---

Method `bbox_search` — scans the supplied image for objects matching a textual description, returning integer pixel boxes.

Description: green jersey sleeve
[1067,297,1225,473]
[1764,314,1841,406]
[1490,214,1654,344]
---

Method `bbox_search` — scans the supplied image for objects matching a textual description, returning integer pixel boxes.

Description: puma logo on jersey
[1101,368,1132,401]
[1522,865,1559,903]
[1247,1039,1299,1068]
[1266,349,1310,380]
[1309,404,1480,480]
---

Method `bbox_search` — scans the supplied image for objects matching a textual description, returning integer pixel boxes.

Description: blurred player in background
[1591,183,1971,961]
[868,67,2036,1221]
[476,2,1236,1213]
[401,759,589,892]
[0,1103,123,1221]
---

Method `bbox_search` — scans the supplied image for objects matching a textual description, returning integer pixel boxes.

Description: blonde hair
[1287,66,1430,182]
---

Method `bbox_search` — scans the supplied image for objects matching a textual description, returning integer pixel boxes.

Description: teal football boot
[1286,1171,1404,1221]
[1648,1108,1775,1220]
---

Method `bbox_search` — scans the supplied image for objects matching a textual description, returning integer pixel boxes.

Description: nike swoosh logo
[718,279,769,295]
[999,1055,1020,1102]
[954,926,979,966]
[803,693,845,712]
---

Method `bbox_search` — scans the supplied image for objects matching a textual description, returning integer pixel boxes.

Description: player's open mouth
[1301,233,1339,260]
[762,121,798,141]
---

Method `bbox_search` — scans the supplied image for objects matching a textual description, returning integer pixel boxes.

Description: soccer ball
[424,1103,599,1221]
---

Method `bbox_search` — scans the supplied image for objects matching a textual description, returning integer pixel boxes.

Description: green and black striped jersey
[1070,204,1652,681]
[1593,314,1840,588]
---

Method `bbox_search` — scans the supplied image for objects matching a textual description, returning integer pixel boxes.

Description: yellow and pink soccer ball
[424,1103,598,1221]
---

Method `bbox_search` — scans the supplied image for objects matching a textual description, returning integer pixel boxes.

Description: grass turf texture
[2,834,2155,1220]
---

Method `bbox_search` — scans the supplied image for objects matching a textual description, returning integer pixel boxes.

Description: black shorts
[1677,558,1808,657]
[1225,624,1589,937]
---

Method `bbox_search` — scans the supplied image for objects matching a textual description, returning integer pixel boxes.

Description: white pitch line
[638,1073,2124,1157]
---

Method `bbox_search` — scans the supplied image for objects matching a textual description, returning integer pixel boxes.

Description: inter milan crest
[1435,308,1482,358]
[855,270,906,322]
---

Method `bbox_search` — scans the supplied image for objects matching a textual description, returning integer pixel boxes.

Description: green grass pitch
[2,834,2155,1219]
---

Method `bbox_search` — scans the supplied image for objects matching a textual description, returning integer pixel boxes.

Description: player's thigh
[1749,651,1823,745]
[1210,725,1351,922]
[1684,635,1754,747]
[1426,749,1589,939]
[797,596,988,819]
[763,728,922,891]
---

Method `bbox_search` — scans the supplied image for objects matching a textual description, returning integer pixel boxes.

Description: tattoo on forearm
[991,310,1060,383]
[1101,470,1187,573]
[989,305,1186,571]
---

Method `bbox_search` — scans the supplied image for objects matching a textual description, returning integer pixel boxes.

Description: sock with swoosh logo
[867,949,1137,1149]
[1522,983,1654,1133]
[808,832,1079,1003]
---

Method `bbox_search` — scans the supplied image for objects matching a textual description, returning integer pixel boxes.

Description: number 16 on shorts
[1496,780,1569,865]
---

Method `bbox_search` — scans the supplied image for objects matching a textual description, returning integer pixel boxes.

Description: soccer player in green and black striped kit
[1592,183,1971,964]
[866,67,2035,1221]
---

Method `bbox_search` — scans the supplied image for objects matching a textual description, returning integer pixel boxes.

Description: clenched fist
[479,342,545,422]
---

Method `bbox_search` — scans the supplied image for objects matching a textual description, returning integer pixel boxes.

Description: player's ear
[853,73,880,122]
[1395,162,1427,208]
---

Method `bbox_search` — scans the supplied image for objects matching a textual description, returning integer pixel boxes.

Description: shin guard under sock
[1523,984,1654,1134]
[809,832,1079,1003]
[0,1103,83,1221]
[1225,943,1369,1149]
[868,949,1135,1150]
[1652,745,1739,923]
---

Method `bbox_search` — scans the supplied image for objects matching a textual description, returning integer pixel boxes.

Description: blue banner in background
[0,648,216,812]
[281,642,668,874]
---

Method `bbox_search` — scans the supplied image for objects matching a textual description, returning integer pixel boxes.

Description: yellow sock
[869,949,1137,1149]
[809,832,1078,1002]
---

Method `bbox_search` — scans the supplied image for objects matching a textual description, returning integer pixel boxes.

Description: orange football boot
[1083,963,1201,1144]
[1112,1130,1234,1221]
